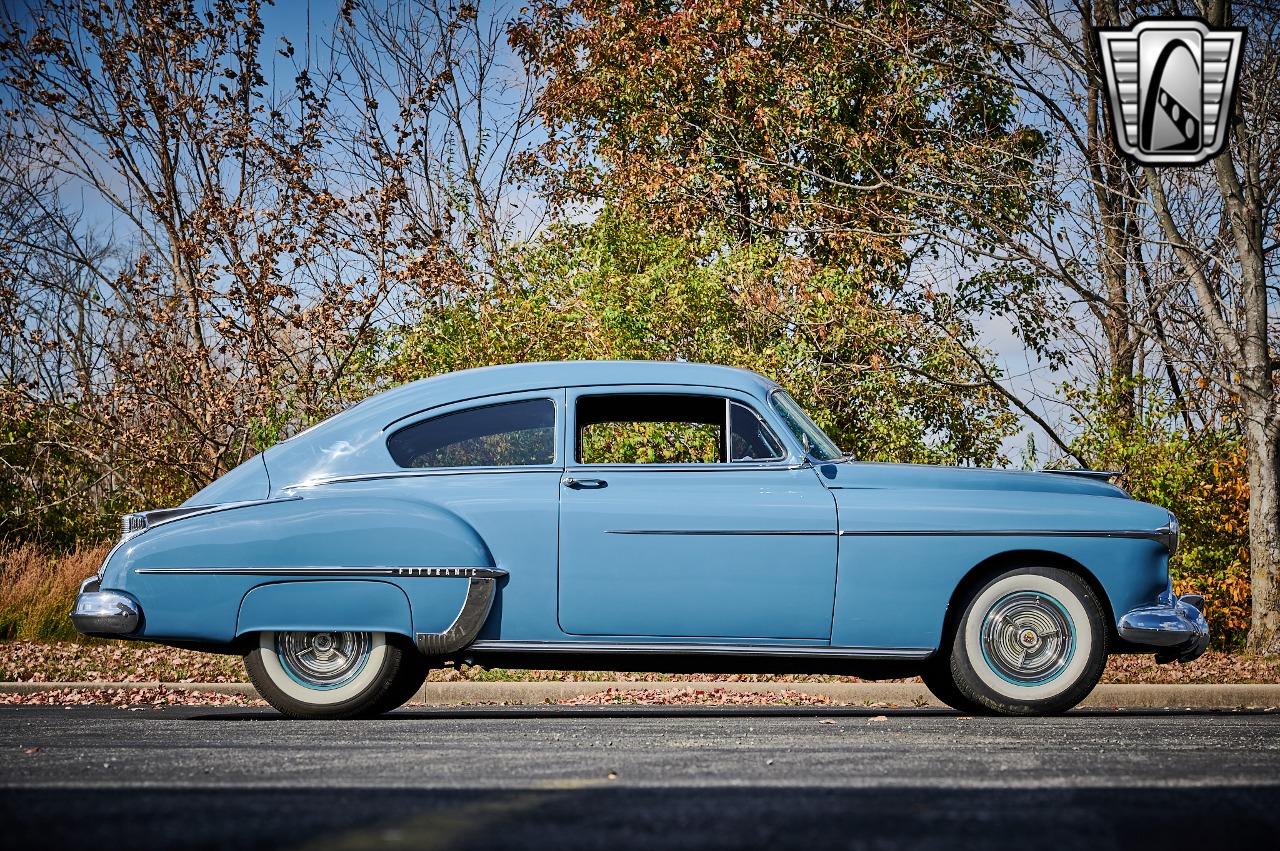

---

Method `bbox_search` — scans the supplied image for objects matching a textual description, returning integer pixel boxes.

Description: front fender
[830,488,1174,649]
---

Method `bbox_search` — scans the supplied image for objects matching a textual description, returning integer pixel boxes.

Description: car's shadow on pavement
[186,705,1278,721]
[190,706,951,721]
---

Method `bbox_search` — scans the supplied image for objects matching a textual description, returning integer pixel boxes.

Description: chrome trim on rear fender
[415,573,502,656]
[119,495,303,543]
[134,566,505,578]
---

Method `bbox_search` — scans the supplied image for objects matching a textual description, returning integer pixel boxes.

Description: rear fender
[98,494,497,646]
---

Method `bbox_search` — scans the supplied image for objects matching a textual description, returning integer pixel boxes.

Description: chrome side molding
[606,529,836,536]
[836,528,1178,550]
[135,566,505,578]
[463,640,932,660]
[606,528,1179,544]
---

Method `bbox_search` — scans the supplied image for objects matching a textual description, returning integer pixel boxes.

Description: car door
[557,386,838,640]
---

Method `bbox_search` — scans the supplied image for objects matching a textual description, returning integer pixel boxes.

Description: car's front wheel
[939,566,1107,716]
[244,631,428,719]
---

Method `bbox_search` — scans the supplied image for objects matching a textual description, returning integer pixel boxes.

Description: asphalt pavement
[2,705,1279,850]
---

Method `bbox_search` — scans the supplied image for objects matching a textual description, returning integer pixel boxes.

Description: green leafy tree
[387,212,1017,465]
[508,0,1060,454]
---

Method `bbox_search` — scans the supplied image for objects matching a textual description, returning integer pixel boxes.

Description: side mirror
[801,433,811,456]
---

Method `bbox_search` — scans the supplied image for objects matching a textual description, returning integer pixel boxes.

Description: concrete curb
[2,680,1277,709]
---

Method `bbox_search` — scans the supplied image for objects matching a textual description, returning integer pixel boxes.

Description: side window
[575,394,785,465]
[729,402,785,461]
[577,394,723,464]
[386,399,555,469]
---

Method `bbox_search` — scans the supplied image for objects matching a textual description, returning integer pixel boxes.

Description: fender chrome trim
[836,528,1174,544]
[134,566,505,578]
[416,572,503,656]
[120,495,303,543]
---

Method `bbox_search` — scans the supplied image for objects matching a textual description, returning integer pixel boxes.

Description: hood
[815,461,1130,499]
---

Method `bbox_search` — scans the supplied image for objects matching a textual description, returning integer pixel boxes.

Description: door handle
[563,477,608,490]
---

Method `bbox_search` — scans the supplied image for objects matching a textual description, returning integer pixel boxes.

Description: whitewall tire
[945,567,1107,716]
[244,630,427,719]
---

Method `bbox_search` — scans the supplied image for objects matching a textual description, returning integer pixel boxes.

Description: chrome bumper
[71,577,141,636]
[1117,590,1209,663]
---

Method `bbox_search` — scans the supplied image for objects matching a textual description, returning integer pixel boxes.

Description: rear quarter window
[386,398,555,468]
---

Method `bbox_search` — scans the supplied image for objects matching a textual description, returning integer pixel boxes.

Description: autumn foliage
[1071,385,1252,647]
[0,1,1273,651]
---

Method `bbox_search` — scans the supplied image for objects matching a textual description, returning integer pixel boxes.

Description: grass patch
[0,542,108,642]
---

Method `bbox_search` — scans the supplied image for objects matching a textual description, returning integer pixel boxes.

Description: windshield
[768,391,842,461]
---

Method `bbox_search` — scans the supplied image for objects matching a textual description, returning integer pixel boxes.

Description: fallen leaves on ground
[2,641,244,683]
[0,687,265,707]
[558,687,840,706]
[1,641,1276,712]
[1099,652,1280,684]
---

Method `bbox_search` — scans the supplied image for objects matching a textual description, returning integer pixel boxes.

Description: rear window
[386,399,555,468]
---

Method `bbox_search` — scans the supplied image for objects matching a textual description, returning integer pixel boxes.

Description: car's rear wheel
[943,566,1107,716]
[244,630,427,719]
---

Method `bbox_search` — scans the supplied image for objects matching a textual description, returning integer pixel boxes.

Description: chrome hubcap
[980,592,1075,685]
[275,631,372,689]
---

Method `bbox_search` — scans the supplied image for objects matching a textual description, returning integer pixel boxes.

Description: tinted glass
[387,399,555,468]
[729,402,784,461]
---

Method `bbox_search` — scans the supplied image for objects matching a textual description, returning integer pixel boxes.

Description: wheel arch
[235,579,415,640]
[937,549,1117,651]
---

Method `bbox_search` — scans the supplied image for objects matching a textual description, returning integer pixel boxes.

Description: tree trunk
[1245,418,1280,655]
[1083,2,1139,423]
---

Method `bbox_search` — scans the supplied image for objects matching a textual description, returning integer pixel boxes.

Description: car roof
[265,360,785,480]
[358,360,781,426]
[256,360,782,487]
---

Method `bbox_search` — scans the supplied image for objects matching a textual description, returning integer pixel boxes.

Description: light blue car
[72,361,1209,717]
